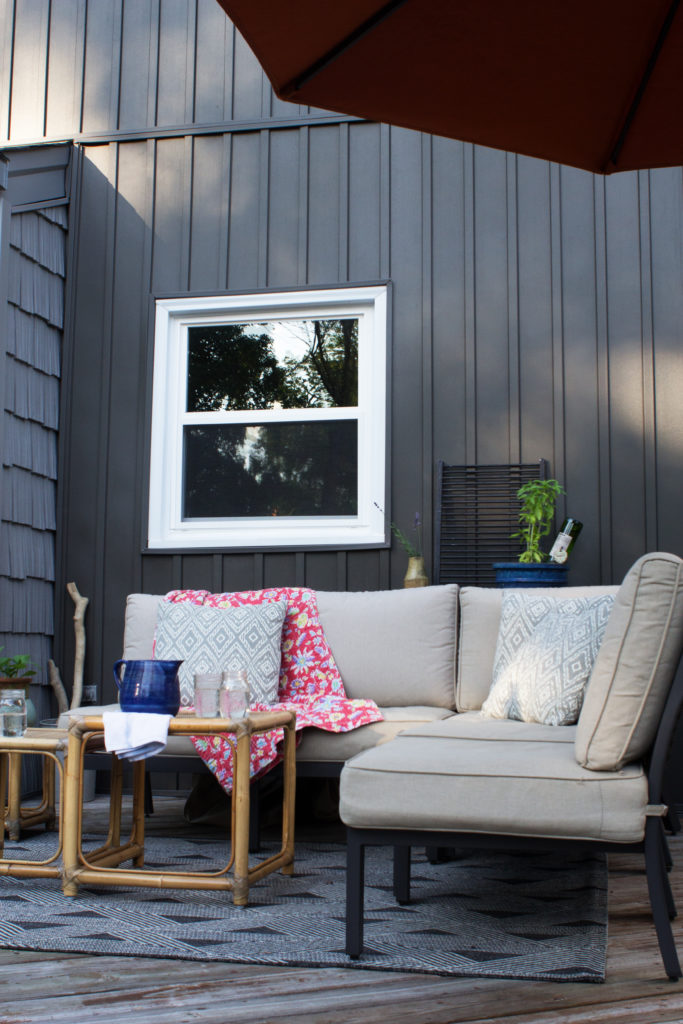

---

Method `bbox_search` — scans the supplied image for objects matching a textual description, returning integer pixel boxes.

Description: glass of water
[0,689,27,736]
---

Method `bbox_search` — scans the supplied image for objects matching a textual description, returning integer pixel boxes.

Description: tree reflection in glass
[183,319,359,519]
[186,319,358,411]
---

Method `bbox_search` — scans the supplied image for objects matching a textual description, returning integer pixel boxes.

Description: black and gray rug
[0,834,607,981]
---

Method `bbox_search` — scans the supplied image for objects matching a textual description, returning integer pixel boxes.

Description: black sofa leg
[644,817,682,980]
[393,845,411,904]
[346,829,365,959]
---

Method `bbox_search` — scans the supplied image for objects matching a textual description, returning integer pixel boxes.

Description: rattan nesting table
[0,710,296,905]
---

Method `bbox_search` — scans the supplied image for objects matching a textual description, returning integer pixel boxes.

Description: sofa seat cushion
[316,586,459,709]
[296,706,454,763]
[339,713,648,843]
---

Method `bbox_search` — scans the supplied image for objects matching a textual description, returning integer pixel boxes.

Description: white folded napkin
[103,711,172,761]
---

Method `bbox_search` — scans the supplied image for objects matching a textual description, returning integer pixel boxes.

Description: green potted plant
[494,479,569,588]
[0,649,38,726]
[391,513,428,587]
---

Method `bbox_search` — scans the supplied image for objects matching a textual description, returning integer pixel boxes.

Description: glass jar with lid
[219,669,250,721]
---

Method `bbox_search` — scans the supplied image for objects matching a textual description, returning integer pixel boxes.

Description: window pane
[186,319,358,412]
[183,421,358,518]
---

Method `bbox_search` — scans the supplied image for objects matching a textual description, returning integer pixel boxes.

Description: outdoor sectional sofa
[63,550,683,979]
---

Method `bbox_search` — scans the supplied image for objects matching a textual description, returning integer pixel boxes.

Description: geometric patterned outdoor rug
[0,835,607,982]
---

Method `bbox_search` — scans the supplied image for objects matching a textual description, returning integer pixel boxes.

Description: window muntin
[148,286,387,549]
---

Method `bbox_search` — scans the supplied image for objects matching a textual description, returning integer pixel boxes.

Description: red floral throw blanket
[162,587,384,792]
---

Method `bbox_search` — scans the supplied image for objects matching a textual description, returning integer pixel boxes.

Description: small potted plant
[391,513,428,588]
[0,649,37,726]
[494,479,569,588]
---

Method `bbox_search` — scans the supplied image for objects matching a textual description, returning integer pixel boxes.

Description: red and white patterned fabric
[161,587,384,792]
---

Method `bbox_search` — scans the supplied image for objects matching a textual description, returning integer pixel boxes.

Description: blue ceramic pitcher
[113,659,182,715]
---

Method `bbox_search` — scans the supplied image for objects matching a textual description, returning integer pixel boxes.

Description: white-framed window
[147,285,389,550]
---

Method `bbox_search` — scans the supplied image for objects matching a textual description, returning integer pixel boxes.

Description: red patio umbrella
[215,0,683,174]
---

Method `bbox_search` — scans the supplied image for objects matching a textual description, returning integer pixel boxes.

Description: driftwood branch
[47,659,69,715]
[67,581,89,710]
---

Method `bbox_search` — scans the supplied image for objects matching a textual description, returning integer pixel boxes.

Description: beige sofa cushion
[339,712,648,843]
[575,552,683,771]
[296,705,453,763]
[123,593,164,658]
[456,585,619,712]
[316,585,459,708]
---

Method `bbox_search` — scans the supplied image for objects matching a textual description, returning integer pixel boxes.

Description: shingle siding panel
[1,467,56,530]
[9,211,66,276]
[0,578,54,634]
[0,522,54,581]
[3,415,58,479]
[8,306,61,376]
[8,250,65,327]
[6,357,60,428]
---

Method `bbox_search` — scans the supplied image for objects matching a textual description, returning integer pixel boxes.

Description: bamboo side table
[61,710,297,906]
[0,732,68,879]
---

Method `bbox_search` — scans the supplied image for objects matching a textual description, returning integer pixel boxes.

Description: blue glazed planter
[493,562,568,589]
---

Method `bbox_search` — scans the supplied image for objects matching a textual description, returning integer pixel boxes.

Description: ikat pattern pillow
[481,592,615,726]
[155,599,286,707]
[162,586,347,701]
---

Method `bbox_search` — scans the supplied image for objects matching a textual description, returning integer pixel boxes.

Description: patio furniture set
[1,551,682,979]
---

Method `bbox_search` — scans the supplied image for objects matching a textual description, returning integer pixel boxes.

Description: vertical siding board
[516,156,554,465]
[232,28,265,122]
[306,125,341,285]
[193,0,234,124]
[156,0,196,128]
[118,0,158,131]
[188,133,230,291]
[431,137,467,465]
[60,144,117,688]
[226,131,260,290]
[80,0,122,135]
[0,1,15,140]
[141,555,175,596]
[101,140,154,687]
[389,128,423,588]
[649,167,683,554]
[637,171,657,553]
[472,146,510,462]
[347,123,382,282]
[8,0,49,141]
[266,129,300,287]
[44,0,86,139]
[151,136,192,292]
[605,171,647,577]
[220,554,259,592]
[559,167,604,582]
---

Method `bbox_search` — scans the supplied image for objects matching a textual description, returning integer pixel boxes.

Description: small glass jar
[193,672,221,718]
[219,668,250,721]
[0,689,27,737]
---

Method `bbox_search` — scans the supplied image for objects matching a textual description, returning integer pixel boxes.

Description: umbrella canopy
[216,0,683,174]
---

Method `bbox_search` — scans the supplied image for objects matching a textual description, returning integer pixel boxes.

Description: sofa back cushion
[315,585,459,708]
[575,552,683,771]
[123,593,163,658]
[456,585,619,712]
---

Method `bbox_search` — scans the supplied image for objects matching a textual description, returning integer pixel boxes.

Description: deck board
[1,795,681,1024]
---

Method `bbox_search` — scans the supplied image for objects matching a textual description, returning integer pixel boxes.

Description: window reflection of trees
[183,422,357,519]
[186,319,358,412]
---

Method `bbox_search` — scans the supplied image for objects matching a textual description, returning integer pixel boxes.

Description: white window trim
[147,285,388,550]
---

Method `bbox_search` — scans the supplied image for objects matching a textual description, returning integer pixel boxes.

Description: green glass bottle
[549,517,583,564]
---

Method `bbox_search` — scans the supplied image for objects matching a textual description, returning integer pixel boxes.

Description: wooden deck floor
[2,793,683,1024]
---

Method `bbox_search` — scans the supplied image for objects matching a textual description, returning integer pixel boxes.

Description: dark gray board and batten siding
[0,2,681,710]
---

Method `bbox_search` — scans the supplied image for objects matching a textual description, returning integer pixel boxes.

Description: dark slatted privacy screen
[435,461,547,586]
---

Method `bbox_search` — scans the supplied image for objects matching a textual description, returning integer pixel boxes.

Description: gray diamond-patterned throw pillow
[481,592,615,726]
[154,600,287,707]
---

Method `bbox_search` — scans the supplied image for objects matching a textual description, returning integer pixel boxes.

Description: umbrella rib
[607,0,681,170]
[280,0,411,100]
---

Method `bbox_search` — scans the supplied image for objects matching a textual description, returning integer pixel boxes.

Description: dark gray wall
[0,2,682,705]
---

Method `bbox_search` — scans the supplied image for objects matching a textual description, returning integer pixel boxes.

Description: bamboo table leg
[62,729,82,896]
[232,722,251,906]
[5,754,21,841]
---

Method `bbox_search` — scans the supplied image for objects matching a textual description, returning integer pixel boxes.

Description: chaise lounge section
[339,552,683,980]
